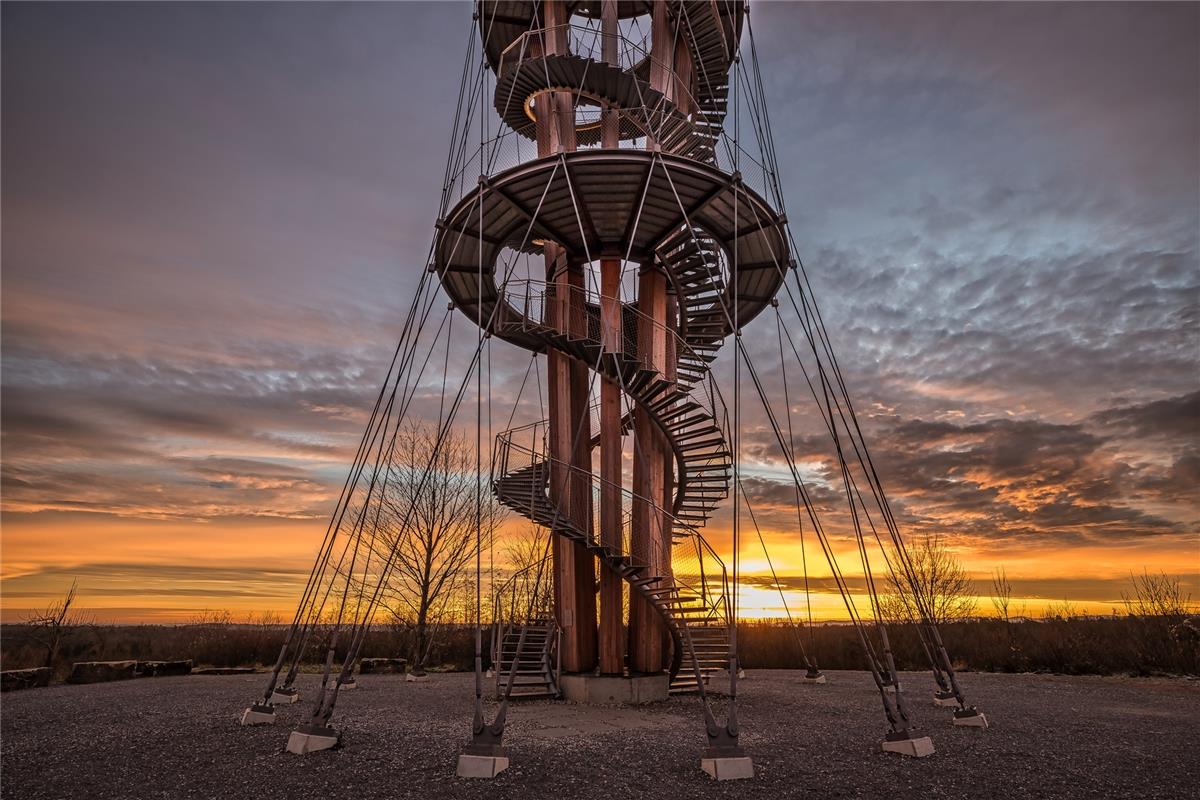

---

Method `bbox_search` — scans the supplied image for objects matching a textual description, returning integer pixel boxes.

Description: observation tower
[242,0,989,781]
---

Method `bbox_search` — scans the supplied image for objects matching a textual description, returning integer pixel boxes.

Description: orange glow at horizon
[2,514,1195,625]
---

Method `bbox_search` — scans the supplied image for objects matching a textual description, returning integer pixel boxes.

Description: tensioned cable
[730,15,956,708]
[278,270,448,693]
[774,306,816,643]
[734,24,938,627]
[321,144,572,725]
[739,484,816,669]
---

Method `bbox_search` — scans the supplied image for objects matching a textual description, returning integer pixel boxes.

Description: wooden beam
[598,255,624,676]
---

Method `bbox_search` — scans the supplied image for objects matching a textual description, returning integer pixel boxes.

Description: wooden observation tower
[241,0,990,781]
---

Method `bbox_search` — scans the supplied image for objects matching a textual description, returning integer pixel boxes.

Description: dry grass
[3,614,1197,680]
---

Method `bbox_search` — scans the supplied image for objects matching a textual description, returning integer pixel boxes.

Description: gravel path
[2,670,1197,799]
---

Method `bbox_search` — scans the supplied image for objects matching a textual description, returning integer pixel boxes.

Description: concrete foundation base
[339,678,357,690]
[802,674,827,685]
[271,688,300,705]
[953,709,989,729]
[560,674,669,704]
[456,754,509,778]
[286,724,339,754]
[405,673,430,683]
[701,756,755,780]
[485,669,494,678]
[881,734,935,758]
[239,705,275,726]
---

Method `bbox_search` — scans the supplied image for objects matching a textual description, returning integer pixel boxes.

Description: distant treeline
[740,615,1200,676]
[3,614,1197,679]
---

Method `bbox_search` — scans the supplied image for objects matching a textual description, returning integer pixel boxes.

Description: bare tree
[880,533,977,625]
[1043,599,1078,620]
[991,566,1014,623]
[23,580,90,669]
[377,422,503,673]
[502,525,550,574]
[495,525,553,623]
[1122,569,1193,619]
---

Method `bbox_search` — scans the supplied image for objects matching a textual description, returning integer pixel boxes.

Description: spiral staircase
[438,0,788,693]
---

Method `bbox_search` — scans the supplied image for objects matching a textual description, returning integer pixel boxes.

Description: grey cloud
[1,3,1195,577]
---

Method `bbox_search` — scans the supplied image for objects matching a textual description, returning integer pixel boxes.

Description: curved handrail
[499,22,651,74]
[498,278,726,379]
[473,6,742,690]
[494,24,728,161]
[494,277,735,518]
[493,432,725,612]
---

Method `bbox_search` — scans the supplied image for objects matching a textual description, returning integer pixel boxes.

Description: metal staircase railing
[492,430,729,682]
[491,277,734,685]
[496,279,732,530]
[490,560,560,699]
[494,23,729,163]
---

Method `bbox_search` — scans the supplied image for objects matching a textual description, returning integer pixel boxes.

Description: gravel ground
[2,669,1197,800]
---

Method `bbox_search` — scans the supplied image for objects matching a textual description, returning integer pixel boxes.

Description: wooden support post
[673,29,698,116]
[540,0,596,675]
[565,257,598,674]
[600,0,620,147]
[595,0,626,678]
[629,263,669,674]
[662,291,678,571]
[649,0,674,106]
[598,257,624,675]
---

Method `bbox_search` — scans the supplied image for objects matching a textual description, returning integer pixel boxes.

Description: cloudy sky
[3,2,1196,622]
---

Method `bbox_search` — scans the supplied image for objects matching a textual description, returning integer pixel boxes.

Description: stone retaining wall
[1,667,53,692]
[136,660,192,677]
[359,657,407,674]
[67,660,139,684]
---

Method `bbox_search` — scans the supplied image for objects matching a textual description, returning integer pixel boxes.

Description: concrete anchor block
[953,708,989,729]
[240,704,276,726]
[701,756,755,780]
[881,732,935,757]
[286,724,339,754]
[933,690,959,707]
[456,754,509,778]
[271,687,300,704]
[802,672,827,685]
[339,678,358,690]
[405,672,430,683]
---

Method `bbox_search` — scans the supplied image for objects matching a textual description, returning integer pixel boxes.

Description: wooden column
[597,0,625,677]
[541,0,596,675]
[565,256,597,674]
[629,263,669,673]
[649,1,674,106]
[626,0,683,677]
[661,291,678,581]
[598,259,623,675]
[672,30,697,116]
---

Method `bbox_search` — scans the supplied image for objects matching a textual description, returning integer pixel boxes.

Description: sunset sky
[3,2,1197,623]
